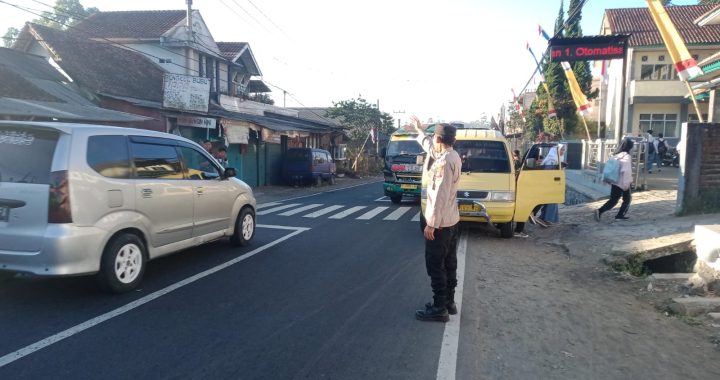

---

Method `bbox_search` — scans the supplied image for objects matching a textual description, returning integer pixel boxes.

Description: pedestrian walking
[645,130,660,173]
[595,138,634,221]
[406,116,462,323]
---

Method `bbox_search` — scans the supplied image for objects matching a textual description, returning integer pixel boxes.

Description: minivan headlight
[491,191,515,201]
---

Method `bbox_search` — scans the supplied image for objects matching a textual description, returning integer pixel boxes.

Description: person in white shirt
[405,116,462,323]
[595,139,634,221]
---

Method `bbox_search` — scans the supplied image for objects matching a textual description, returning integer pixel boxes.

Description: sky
[0,0,701,124]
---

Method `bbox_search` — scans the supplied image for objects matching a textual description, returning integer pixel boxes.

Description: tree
[325,97,394,170]
[2,27,18,48]
[33,0,98,29]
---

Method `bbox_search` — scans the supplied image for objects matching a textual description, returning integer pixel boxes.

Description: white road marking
[383,207,412,220]
[356,206,389,220]
[375,196,390,202]
[328,206,366,219]
[256,202,282,210]
[256,203,301,215]
[278,204,324,216]
[303,205,344,218]
[436,230,467,380]
[0,224,309,369]
[412,211,421,222]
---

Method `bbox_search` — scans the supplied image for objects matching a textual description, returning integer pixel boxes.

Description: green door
[242,136,258,187]
[265,143,283,185]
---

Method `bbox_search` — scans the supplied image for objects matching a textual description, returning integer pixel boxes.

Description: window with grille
[639,64,677,80]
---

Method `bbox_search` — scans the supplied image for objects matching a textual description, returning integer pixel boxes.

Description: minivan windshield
[455,140,511,173]
[0,127,59,184]
[386,140,423,157]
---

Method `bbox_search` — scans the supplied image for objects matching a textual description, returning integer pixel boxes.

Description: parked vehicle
[420,127,565,238]
[0,122,256,293]
[662,147,680,167]
[282,148,336,186]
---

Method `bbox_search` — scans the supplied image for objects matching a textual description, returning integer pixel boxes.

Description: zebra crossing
[256,202,422,222]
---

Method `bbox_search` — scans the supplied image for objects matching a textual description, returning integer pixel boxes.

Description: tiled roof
[0,66,60,102]
[0,48,62,101]
[217,42,248,61]
[25,23,165,102]
[74,10,187,39]
[606,5,720,46]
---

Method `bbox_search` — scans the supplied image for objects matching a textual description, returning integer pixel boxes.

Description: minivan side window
[314,151,325,165]
[179,147,221,180]
[87,135,131,178]
[130,142,183,179]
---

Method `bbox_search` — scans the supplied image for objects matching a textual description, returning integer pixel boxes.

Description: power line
[245,0,292,40]
[228,0,272,34]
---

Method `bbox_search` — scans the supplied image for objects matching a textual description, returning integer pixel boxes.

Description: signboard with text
[163,73,210,113]
[177,115,216,129]
[549,35,629,62]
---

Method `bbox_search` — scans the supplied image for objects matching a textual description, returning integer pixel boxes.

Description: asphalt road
[0,182,462,379]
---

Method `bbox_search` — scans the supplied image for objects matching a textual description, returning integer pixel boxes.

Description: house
[599,4,720,140]
[0,47,148,124]
[691,5,720,122]
[12,8,345,186]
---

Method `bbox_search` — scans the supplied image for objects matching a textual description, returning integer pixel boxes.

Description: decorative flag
[646,0,703,81]
[561,61,592,115]
[370,127,377,144]
[538,25,551,42]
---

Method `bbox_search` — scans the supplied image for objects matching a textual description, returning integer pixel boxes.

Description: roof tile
[74,10,187,39]
[217,42,248,61]
[606,5,720,46]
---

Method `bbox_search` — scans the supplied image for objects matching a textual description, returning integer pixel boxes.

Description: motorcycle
[662,147,679,167]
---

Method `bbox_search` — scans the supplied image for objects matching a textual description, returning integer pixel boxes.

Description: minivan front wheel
[231,208,255,247]
[98,233,147,293]
[499,222,514,239]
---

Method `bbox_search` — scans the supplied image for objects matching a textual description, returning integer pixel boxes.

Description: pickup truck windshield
[455,140,511,173]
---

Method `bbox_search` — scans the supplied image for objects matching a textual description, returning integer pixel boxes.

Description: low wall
[676,122,720,215]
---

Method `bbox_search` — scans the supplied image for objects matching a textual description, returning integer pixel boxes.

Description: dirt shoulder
[460,224,720,379]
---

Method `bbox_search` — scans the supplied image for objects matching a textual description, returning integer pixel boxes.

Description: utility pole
[283,90,287,108]
[393,110,405,129]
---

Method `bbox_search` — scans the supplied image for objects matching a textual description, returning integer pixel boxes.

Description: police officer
[406,116,462,322]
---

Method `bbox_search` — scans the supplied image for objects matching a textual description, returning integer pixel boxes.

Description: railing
[582,139,648,190]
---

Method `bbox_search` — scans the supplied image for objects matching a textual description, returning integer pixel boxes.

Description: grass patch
[619,255,650,278]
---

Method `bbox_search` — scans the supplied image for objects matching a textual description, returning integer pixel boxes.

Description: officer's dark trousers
[425,224,459,307]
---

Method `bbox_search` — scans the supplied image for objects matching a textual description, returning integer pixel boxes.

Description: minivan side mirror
[223,167,237,179]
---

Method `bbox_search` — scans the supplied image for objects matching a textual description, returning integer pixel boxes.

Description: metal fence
[581,139,648,190]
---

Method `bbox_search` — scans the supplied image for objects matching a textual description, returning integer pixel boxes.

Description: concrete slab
[695,225,720,271]
[709,313,720,321]
[670,297,720,316]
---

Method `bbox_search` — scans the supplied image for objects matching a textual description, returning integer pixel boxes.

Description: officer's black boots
[415,303,449,322]
[446,290,457,315]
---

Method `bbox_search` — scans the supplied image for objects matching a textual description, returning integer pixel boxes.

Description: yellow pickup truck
[420,127,565,238]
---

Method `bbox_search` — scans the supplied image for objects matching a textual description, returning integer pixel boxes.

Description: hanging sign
[550,35,629,62]
[177,115,216,129]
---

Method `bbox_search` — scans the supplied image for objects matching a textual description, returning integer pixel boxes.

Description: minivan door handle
[196,187,204,195]
[554,177,561,182]
[141,189,153,198]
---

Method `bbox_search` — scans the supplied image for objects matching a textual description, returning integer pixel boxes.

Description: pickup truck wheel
[231,208,255,247]
[328,175,336,185]
[98,233,146,294]
[499,222,514,239]
[315,175,323,187]
[390,195,402,204]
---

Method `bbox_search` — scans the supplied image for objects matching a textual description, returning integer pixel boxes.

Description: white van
[0,122,256,293]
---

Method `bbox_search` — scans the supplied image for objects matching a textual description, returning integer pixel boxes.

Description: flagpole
[580,114,592,141]
[684,80,704,122]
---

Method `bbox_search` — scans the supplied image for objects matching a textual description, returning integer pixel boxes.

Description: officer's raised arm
[406,115,434,156]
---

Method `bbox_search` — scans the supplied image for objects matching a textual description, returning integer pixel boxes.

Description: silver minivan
[0,122,256,293]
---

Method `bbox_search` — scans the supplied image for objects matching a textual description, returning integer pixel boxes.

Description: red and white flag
[370,127,377,144]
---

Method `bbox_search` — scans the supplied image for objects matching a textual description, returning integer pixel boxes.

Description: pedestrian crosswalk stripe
[329,206,366,219]
[256,202,282,210]
[384,207,412,220]
[279,204,324,216]
[303,205,344,218]
[357,206,389,220]
[257,203,301,215]
[412,211,421,222]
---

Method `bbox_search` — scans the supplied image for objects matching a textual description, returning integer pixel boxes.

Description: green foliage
[2,27,19,48]
[248,93,274,105]
[33,0,98,29]
[325,96,393,148]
